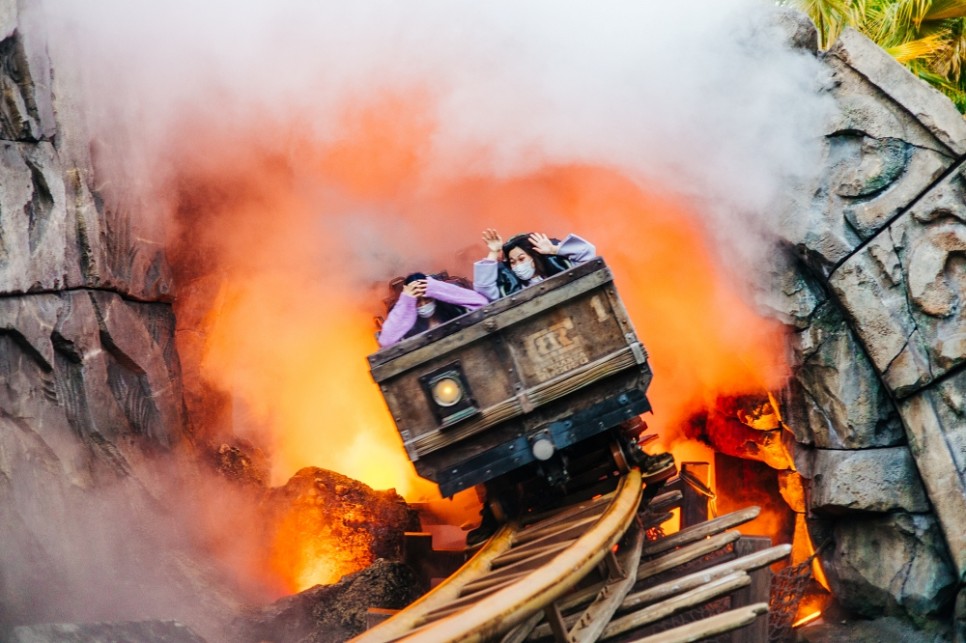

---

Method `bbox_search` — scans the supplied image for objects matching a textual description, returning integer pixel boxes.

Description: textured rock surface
[0,0,54,143]
[766,27,966,610]
[0,2,171,301]
[766,12,966,628]
[774,18,966,276]
[0,11,241,640]
[233,559,426,643]
[824,513,957,620]
[807,447,929,513]
[0,415,251,640]
[896,370,966,579]
[829,168,966,398]
[0,291,188,457]
[827,29,966,155]
[820,154,966,579]
[784,301,904,448]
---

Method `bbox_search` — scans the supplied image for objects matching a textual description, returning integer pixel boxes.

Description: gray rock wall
[771,11,966,624]
[0,2,228,637]
[0,0,187,483]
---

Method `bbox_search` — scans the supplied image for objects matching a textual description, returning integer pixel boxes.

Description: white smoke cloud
[41,0,833,253]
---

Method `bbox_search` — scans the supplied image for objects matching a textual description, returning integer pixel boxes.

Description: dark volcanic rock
[234,559,427,643]
[265,467,420,575]
[210,440,270,486]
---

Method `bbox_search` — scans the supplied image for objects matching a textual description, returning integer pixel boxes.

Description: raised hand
[483,228,503,252]
[482,228,503,260]
[529,232,558,255]
[403,280,428,298]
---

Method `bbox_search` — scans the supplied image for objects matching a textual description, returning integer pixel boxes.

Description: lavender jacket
[473,234,596,302]
[377,277,489,348]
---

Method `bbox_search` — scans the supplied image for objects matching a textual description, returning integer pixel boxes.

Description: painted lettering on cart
[525,318,590,381]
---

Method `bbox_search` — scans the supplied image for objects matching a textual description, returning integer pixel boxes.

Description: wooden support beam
[680,462,710,528]
[642,506,760,557]
[629,603,769,643]
[637,530,741,582]
[623,544,791,610]
[646,490,683,515]
[729,536,772,643]
[602,571,751,639]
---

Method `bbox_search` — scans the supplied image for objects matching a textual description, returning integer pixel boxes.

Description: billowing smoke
[38,1,831,491]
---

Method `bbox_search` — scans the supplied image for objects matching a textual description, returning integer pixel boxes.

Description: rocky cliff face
[769,11,966,630]
[0,0,241,637]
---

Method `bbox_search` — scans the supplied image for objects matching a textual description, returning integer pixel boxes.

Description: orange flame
[792,611,823,628]
[166,92,789,591]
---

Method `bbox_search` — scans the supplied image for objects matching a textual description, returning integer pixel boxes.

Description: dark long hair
[380,271,471,339]
[497,233,573,297]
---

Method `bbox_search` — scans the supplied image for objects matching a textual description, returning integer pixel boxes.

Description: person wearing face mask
[473,228,596,301]
[377,272,488,348]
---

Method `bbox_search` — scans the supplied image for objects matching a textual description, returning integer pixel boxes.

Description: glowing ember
[264,468,418,592]
[792,610,823,628]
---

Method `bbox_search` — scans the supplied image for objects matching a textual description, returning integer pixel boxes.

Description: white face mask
[512,259,536,281]
[416,301,437,318]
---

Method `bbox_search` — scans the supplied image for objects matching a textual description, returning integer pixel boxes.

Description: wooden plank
[623,544,791,611]
[366,608,398,630]
[647,490,683,515]
[641,511,674,530]
[628,603,769,643]
[680,462,710,528]
[516,493,613,542]
[637,530,741,582]
[499,610,544,643]
[569,524,645,642]
[730,537,772,643]
[603,572,751,639]
[524,544,791,635]
[642,506,760,557]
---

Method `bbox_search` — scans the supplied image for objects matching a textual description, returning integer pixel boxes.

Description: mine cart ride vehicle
[367,258,669,518]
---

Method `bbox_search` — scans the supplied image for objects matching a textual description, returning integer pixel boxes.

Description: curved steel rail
[353,470,643,643]
[353,473,791,643]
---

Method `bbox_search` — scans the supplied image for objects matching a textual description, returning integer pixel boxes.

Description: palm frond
[779,0,866,48]
[924,0,966,20]
[944,23,966,78]
[910,64,966,102]
[894,0,933,29]
[773,0,966,112]
[885,31,951,61]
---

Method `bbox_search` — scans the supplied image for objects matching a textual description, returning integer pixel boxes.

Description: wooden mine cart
[367,258,653,498]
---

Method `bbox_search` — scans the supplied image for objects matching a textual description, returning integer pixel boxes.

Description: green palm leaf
[779,0,966,113]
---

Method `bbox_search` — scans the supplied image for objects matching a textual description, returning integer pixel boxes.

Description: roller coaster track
[353,468,792,643]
